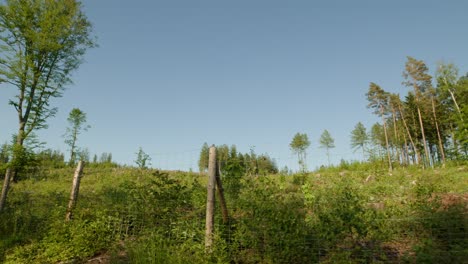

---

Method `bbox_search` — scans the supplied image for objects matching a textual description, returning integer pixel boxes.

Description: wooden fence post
[0,168,12,212]
[205,145,216,251]
[65,161,84,221]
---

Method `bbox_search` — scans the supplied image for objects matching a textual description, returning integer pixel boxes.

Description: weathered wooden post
[0,168,12,212]
[65,161,84,221]
[205,145,216,251]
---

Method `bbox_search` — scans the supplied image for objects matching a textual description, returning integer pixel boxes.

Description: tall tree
[290,133,310,173]
[428,86,446,165]
[63,108,90,165]
[394,94,421,164]
[436,62,462,117]
[366,83,393,171]
[0,0,95,147]
[403,56,432,167]
[350,122,368,159]
[319,129,335,166]
[0,0,95,211]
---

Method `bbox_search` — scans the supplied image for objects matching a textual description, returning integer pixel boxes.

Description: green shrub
[5,213,113,263]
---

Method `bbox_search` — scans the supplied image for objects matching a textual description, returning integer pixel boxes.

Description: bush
[4,213,113,263]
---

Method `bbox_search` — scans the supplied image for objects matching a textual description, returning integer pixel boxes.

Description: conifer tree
[403,56,432,167]
[366,83,393,171]
[350,122,368,159]
[290,133,310,172]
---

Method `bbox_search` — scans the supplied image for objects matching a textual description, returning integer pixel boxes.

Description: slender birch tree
[0,0,95,212]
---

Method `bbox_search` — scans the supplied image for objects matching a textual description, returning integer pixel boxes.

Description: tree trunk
[398,102,421,165]
[446,84,463,119]
[69,129,78,166]
[416,105,431,168]
[391,107,402,165]
[381,106,393,171]
[0,169,12,212]
[431,96,446,165]
[65,161,84,221]
[402,128,409,165]
[450,123,459,157]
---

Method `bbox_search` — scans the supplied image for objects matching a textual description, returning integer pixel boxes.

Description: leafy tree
[0,0,95,211]
[319,129,335,166]
[436,64,468,157]
[135,147,151,169]
[290,133,310,172]
[436,62,462,117]
[0,0,95,147]
[350,122,368,159]
[63,108,90,165]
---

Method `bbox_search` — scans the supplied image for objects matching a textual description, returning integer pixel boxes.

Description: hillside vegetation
[0,162,466,263]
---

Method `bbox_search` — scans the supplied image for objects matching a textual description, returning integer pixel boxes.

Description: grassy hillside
[0,162,467,263]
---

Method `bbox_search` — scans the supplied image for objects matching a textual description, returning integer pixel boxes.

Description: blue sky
[1,0,468,171]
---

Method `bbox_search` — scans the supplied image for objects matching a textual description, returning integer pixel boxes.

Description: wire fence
[1,152,467,263]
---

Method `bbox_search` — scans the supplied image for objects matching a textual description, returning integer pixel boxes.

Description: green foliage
[306,181,381,245]
[229,177,318,263]
[1,163,466,263]
[64,108,90,165]
[134,147,151,169]
[350,122,368,158]
[320,129,335,165]
[5,213,113,263]
[220,154,245,200]
[198,142,209,173]
[0,0,96,141]
[290,132,310,172]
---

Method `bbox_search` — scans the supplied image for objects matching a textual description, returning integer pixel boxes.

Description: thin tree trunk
[398,102,421,165]
[442,77,463,119]
[11,128,26,182]
[449,90,462,118]
[416,106,431,168]
[402,127,409,165]
[0,169,12,212]
[391,107,401,165]
[431,96,445,165]
[381,106,393,171]
[450,123,459,157]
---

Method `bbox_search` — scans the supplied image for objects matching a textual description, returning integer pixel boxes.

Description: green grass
[0,163,467,263]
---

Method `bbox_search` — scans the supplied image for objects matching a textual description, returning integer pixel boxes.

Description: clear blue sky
[1,0,468,171]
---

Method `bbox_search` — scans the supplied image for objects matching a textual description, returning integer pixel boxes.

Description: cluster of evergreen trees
[198,143,278,175]
[353,57,467,169]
